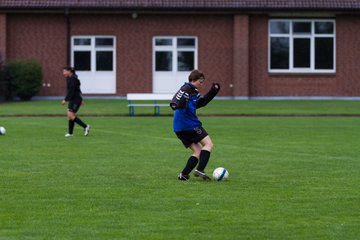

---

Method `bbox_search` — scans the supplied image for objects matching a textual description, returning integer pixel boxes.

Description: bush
[7,59,43,101]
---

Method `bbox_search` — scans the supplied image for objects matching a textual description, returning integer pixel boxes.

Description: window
[156,52,172,71]
[96,51,113,71]
[74,38,91,46]
[74,51,91,71]
[72,36,115,72]
[269,19,335,73]
[154,36,197,72]
[155,38,172,46]
[178,51,194,71]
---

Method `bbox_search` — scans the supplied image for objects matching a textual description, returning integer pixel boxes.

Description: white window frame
[71,35,116,73]
[268,19,336,74]
[153,36,198,73]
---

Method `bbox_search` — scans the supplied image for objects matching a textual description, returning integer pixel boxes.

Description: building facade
[1,0,360,98]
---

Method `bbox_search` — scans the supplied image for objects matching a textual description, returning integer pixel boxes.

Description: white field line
[17,121,355,161]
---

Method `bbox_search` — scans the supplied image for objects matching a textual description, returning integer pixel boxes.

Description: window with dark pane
[315,22,334,34]
[155,52,172,71]
[155,39,172,46]
[270,37,289,69]
[74,51,91,71]
[95,38,114,47]
[293,22,311,34]
[270,21,290,34]
[293,38,311,68]
[96,51,113,71]
[74,38,91,46]
[177,38,195,47]
[178,51,194,71]
[315,38,334,69]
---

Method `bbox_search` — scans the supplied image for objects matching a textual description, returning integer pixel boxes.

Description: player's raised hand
[213,83,220,89]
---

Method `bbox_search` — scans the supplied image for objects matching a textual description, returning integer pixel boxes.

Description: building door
[153,36,197,93]
[71,36,116,94]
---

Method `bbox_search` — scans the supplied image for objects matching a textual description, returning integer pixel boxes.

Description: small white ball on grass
[0,126,6,135]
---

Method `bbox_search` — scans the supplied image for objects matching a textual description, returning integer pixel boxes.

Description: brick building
[0,0,360,98]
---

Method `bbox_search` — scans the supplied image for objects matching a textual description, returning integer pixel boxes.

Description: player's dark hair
[63,66,76,74]
[188,69,205,82]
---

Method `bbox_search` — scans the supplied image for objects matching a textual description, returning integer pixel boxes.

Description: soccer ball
[213,167,229,181]
[0,126,6,135]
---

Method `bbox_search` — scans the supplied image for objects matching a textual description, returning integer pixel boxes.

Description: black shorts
[175,126,208,148]
[68,100,82,113]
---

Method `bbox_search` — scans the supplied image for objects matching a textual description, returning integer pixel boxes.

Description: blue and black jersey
[170,82,220,132]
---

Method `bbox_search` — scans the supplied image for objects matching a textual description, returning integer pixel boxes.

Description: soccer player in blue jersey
[170,69,220,181]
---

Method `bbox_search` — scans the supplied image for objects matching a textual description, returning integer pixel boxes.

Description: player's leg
[183,143,201,173]
[74,116,87,129]
[199,135,214,152]
[194,135,213,180]
[66,109,76,136]
[176,130,199,180]
[70,101,90,135]
[67,109,76,120]
[197,135,213,171]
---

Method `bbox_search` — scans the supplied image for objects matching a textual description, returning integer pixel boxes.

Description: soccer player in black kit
[170,69,220,181]
[61,66,90,137]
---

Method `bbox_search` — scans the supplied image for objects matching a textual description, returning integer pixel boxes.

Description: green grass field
[2,99,360,116]
[0,100,360,239]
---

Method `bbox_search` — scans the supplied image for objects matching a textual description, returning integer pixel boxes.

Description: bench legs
[154,106,160,116]
[129,106,160,117]
[129,106,160,116]
[129,103,135,116]
[128,100,163,116]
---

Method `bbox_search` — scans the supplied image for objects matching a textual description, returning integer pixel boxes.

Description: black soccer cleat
[194,170,212,181]
[178,172,190,181]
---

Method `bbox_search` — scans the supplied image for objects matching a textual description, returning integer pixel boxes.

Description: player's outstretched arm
[196,83,220,109]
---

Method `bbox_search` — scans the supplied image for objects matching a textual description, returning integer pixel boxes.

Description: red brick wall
[71,14,233,96]
[0,14,8,98]
[233,15,249,97]
[7,14,68,96]
[6,13,360,97]
[248,15,360,97]
[336,15,360,96]
[0,14,6,61]
[0,14,6,97]
[7,13,233,96]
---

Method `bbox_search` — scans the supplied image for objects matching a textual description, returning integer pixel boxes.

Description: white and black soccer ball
[213,167,229,181]
[0,126,6,135]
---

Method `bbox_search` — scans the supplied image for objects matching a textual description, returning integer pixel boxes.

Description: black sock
[196,150,211,172]
[182,156,199,175]
[68,120,75,134]
[74,117,87,128]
